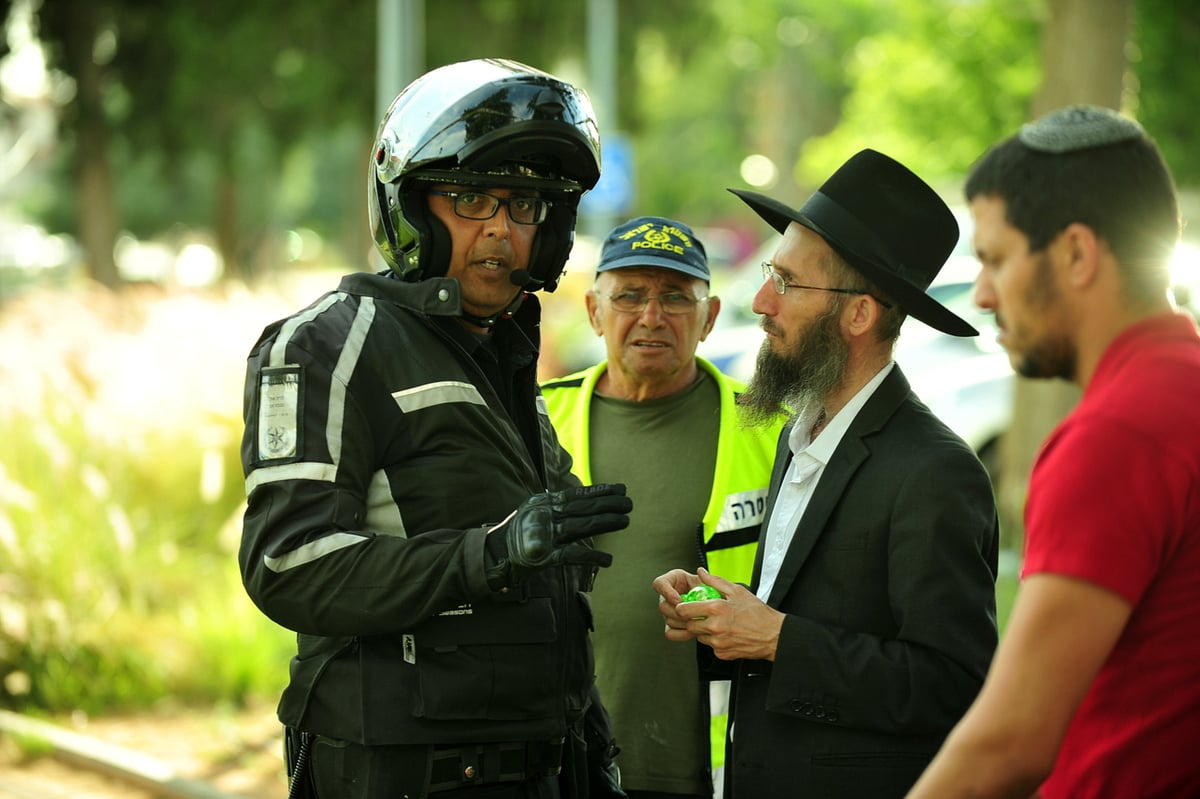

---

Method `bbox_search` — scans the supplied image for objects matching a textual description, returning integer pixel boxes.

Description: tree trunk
[997,0,1133,547]
[56,0,121,289]
[216,166,242,282]
[1033,0,1131,115]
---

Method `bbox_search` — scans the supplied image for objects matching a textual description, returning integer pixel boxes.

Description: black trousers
[308,735,560,799]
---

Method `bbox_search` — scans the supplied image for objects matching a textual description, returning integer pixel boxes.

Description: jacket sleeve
[238,320,501,638]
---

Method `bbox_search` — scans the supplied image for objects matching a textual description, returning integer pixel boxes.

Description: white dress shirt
[755,362,895,602]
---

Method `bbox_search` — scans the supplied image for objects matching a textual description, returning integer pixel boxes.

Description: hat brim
[729,188,977,337]
[596,253,710,281]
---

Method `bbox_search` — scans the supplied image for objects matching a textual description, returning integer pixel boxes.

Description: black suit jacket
[724,367,999,799]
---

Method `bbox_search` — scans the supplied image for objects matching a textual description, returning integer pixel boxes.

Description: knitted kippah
[1018,105,1144,153]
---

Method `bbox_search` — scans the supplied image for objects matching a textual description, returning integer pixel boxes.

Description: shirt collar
[788,361,895,464]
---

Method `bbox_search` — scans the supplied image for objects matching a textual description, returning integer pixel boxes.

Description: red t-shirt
[1022,313,1200,798]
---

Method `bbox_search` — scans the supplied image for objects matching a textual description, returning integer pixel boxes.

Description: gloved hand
[485,483,632,590]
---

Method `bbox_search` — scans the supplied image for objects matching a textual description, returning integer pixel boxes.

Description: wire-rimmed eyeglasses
[595,290,709,315]
[761,262,892,308]
[427,190,551,225]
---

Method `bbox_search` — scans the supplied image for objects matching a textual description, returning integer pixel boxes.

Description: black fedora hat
[729,148,977,337]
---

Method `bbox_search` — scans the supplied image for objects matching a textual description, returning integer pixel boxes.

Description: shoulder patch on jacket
[257,365,302,461]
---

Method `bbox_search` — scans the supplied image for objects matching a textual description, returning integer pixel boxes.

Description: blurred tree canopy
[29,0,375,283]
[4,0,1199,284]
[1130,0,1200,187]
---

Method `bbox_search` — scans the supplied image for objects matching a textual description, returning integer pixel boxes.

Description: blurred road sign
[581,133,633,216]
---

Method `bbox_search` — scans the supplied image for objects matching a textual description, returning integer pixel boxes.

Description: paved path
[0,757,160,799]
[0,708,287,799]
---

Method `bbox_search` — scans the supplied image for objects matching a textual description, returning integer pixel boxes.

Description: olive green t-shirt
[588,372,719,795]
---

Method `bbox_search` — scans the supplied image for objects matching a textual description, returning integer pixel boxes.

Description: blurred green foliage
[1130,0,1200,187]
[799,0,1044,191]
[0,285,303,713]
[11,0,1197,284]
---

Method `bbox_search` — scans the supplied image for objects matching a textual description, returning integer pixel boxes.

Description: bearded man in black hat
[652,149,999,799]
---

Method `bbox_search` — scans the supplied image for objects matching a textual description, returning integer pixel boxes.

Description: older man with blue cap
[542,216,784,799]
[654,150,1000,799]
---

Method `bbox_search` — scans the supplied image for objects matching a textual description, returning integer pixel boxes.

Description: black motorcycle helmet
[369,58,602,297]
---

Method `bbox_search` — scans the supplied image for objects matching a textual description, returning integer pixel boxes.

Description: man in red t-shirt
[907,106,1200,798]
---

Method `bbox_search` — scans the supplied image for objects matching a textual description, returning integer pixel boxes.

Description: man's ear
[843,293,879,339]
[585,291,604,336]
[1058,222,1102,289]
[699,295,721,341]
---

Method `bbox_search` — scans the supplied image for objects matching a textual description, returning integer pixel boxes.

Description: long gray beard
[739,305,849,427]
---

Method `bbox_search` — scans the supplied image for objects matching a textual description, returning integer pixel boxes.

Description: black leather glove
[485,483,632,590]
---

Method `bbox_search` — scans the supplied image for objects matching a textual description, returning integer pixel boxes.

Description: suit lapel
[765,368,913,608]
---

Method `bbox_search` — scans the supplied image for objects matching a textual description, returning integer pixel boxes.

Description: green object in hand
[680,585,723,603]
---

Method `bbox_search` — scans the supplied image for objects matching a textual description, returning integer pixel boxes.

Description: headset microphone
[509,269,534,288]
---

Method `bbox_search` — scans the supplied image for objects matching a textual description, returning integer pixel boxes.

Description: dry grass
[0,275,337,714]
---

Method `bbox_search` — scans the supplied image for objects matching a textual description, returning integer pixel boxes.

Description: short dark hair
[965,127,1180,305]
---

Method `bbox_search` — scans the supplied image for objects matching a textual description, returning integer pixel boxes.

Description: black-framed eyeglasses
[761,262,892,308]
[427,190,551,225]
[595,290,709,315]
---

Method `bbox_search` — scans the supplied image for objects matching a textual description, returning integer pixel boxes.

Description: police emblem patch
[258,366,301,461]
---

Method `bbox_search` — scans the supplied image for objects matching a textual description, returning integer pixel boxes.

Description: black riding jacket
[238,271,593,746]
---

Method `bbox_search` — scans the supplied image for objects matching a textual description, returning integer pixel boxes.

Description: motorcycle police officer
[238,59,632,799]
